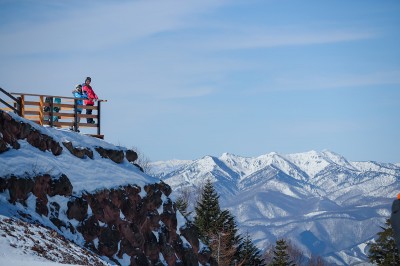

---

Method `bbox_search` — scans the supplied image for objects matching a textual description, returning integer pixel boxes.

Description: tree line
[139,150,399,265]
[176,179,328,265]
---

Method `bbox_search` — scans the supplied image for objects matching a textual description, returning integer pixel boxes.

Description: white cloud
[196,25,378,50]
[273,70,400,91]
[0,0,224,56]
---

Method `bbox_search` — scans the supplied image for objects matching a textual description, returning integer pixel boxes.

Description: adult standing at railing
[82,77,98,124]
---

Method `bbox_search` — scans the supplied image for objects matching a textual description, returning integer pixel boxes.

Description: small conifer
[368,218,400,265]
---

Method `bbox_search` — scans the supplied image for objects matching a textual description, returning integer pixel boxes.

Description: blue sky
[0,0,399,162]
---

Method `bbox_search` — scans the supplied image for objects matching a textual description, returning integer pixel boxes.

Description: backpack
[44,97,51,112]
[53,98,61,112]
[43,97,61,112]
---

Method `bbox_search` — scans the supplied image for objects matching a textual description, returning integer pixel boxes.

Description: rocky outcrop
[0,110,210,265]
[26,129,63,155]
[63,141,94,159]
[0,137,8,153]
[0,111,140,165]
[1,174,72,213]
[95,147,125,164]
[0,110,62,155]
[7,176,35,206]
[0,174,210,265]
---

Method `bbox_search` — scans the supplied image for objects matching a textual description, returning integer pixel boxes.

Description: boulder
[95,147,124,164]
[7,176,34,205]
[67,197,88,221]
[32,175,51,216]
[48,174,73,196]
[0,138,9,153]
[63,142,93,159]
[98,226,120,257]
[180,222,200,253]
[125,149,138,163]
[78,215,101,242]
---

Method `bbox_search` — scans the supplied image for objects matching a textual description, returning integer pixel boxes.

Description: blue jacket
[72,91,88,112]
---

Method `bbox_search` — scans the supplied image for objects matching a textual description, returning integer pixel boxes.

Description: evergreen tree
[270,239,295,266]
[237,232,265,266]
[220,209,241,247]
[264,240,318,266]
[194,178,223,242]
[194,179,244,265]
[175,187,192,218]
[368,218,400,265]
[175,194,189,217]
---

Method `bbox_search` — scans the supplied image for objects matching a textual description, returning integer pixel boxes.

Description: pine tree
[368,218,400,265]
[220,209,241,247]
[175,187,192,217]
[194,178,223,243]
[175,194,189,217]
[194,179,244,265]
[270,239,295,266]
[237,232,265,266]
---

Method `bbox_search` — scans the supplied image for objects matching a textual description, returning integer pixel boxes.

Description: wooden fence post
[39,96,44,125]
[20,95,25,117]
[74,99,78,131]
[49,97,54,128]
[97,100,101,135]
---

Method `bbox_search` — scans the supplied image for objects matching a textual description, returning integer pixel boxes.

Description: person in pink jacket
[82,77,98,124]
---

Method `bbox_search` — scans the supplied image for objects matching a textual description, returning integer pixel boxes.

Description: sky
[0,0,399,163]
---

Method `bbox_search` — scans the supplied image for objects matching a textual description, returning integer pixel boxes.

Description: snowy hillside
[0,113,157,194]
[0,111,210,266]
[152,151,400,265]
[0,215,110,266]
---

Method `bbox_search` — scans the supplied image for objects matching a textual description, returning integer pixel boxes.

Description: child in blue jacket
[70,84,88,131]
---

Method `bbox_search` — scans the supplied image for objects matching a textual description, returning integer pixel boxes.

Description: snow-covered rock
[0,111,211,266]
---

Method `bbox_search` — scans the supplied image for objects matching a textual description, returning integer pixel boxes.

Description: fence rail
[0,88,21,115]
[0,88,106,138]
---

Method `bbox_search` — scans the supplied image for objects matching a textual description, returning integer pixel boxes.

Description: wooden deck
[0,88,106,138]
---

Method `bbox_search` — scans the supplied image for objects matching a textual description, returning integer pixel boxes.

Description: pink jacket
[82,84,98,105]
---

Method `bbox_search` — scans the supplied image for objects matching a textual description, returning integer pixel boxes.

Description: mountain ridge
[151,150,400,265]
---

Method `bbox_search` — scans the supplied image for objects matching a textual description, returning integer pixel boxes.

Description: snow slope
[0,112,158,195]
[0,112,169,265]
[0,215,110,266]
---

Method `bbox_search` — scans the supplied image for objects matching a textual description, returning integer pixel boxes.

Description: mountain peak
[155,150,399,265]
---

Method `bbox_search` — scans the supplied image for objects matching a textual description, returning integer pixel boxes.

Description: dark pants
[86,104,94,123]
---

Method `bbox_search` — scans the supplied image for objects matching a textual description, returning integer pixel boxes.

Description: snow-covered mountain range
[151,150,400,265]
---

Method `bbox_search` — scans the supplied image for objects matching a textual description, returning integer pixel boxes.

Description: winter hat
[74,84,82,92]
[85,77,91,82]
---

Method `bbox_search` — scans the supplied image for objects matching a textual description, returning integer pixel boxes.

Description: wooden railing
[0,88,22,116]
[0,88,106,138]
